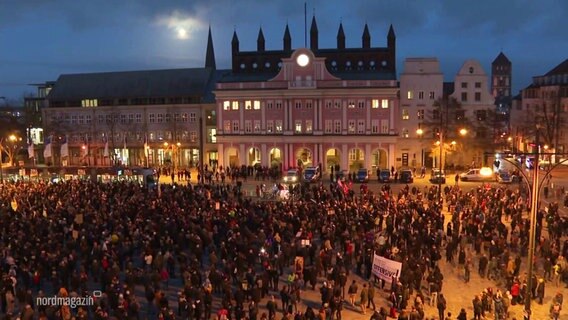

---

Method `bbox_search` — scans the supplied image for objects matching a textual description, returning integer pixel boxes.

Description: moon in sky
[177,28,188,39]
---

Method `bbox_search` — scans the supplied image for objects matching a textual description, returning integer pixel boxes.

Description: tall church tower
[491,52,512,98]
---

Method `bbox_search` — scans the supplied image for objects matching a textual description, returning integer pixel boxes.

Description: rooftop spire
[283,24,292,51]
[337,22,345,49]
[257,27,265,51]
[205,26,216,69]
[231,29,239,53]
[362,23,371,48]
[310,15,318,50]
[388,24,396,39]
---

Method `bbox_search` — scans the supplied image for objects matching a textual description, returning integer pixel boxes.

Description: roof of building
[492,52,511,65]
[48,68,221,102]
[544,58,568,76]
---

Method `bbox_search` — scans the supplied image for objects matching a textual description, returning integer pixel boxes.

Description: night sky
[1,0,567,102]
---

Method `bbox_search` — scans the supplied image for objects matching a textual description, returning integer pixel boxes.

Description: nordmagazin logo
[36,291,98,309]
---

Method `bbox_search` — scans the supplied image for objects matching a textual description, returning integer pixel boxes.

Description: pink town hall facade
[215,19,399,173]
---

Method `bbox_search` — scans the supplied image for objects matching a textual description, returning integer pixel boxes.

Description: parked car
[497,170,513,183]
[399,169,414,183]
[378,169,391,183]
[355,168,369,183]
[283,169,300,183]
[459,167,495,182]
[303,166,321,183]
[429,169,446,184]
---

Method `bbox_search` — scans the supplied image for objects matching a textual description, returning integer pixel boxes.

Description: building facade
[398,58,444,169]
[513,59,568,156]
[449,59,496,166]
[215,19,399,173]
[41,29,221,169]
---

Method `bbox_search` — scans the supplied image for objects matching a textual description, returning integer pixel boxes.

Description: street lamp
[416,128,424,167]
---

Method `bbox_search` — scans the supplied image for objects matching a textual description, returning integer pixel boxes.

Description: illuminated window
[275,120,283,133]
[372,99,379,108]
[182,113,188,122]
[348,120,356,133]
[381,99,389,108]
[253,101,261,110]
[402,109,409,120]
[407,91,414,100]
[245,100,252,110]
[267,121,274,133]
[223,101,230,110]
[295,121,302,133]
[81,99,98,107]
[208,128,217,143]
[190,131,197,142]
[348,101,355,109]
[254,120,261,132]
[305,120,312,133]
[417,109,425,120]
[402,128,409,138]
[232,101,239,110]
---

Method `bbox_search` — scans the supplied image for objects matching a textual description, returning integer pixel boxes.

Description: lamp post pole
[0,138,3,184]
[524,131,540,320]
[438,130,443,199]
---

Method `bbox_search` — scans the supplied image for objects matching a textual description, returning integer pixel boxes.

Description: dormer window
[240,63,246,69]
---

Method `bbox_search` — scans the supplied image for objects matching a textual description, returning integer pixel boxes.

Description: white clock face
[296,54,310,67]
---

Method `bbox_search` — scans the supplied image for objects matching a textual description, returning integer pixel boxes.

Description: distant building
[491,52,513,142]
[449,60,496,166]
[398,58,444,169]
[24,81,55,147]
[515,59,568,156]
[215,18,399,172]
[42,28,223,168]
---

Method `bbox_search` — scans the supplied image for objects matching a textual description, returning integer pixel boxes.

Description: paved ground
[153,172,568,320]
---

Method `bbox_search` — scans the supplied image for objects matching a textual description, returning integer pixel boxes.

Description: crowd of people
[0,167,566,320]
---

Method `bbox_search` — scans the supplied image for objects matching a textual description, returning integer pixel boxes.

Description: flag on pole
[43,136,52,158]
[123,134,127,151]
[27,141,35,159]
[103,136,109,157]
[60,136,69,158]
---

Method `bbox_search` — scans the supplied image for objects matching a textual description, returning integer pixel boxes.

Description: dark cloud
[1,0,567,99]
